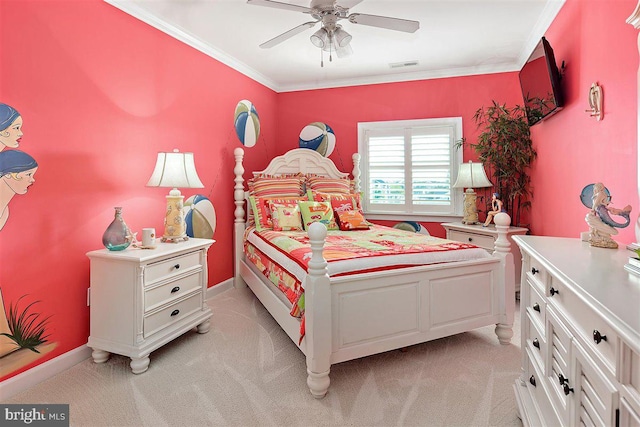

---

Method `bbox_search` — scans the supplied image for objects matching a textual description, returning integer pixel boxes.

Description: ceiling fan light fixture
[334,25,352,48]
[310,28,329,48]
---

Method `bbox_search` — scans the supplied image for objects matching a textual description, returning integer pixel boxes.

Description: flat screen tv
[519,37,564,126]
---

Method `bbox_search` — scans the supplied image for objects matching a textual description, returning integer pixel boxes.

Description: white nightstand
[87,238,214,374]
[442,222,528,297]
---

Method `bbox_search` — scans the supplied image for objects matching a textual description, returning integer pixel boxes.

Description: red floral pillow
[311,191,362,214]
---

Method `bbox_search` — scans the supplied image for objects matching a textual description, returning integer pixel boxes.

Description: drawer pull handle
[468,237,473,242]
[550,287,559,296]
[529,375,536,387]
[533,303,540,313]
[563,383,574,395]
[532,338,540,349]
[531,267,539,275]
[593,330,607,344]
[170,309,180,317]
[558,374,568,385]
[171,286,180,293]
[174,264,180,270]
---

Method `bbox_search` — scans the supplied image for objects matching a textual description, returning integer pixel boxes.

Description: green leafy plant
[458,101,537,226]
[1,295,52,353]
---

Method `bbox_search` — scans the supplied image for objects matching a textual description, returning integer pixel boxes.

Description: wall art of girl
[0,150,38,231]
[0,104,23,152]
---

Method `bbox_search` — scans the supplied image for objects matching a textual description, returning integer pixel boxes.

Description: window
[357,118,463,219]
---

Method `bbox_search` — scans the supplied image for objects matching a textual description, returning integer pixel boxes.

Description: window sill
[364,213,464,223]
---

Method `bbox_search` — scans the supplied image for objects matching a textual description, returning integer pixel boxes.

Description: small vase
[102,207,131,251]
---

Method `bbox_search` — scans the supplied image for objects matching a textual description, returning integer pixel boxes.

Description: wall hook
[586,82,603,121]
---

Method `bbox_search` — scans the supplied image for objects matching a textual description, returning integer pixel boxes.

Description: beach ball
[393,221,430,235]
[299,122,335,157]
[234,100,260,147]
[184,195,216,239]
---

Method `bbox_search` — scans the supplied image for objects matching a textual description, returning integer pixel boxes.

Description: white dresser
[513,235,640,426]
[442,222,528,295]
[87,238,214,374]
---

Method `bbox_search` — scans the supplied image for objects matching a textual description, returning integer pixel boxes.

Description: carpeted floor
[6,287,523,427]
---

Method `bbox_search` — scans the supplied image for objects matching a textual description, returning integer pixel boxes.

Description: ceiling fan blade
[260,21,318,48]
[338,0,364,9]
[247,0,312,14]
[348,13,420,33]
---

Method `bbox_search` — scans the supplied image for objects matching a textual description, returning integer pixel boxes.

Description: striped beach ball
[234,100,260,147]
[393,221,430,235]
[184,195,216,239]
[299,122,335,157]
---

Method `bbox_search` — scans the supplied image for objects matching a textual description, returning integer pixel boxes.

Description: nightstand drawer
[526,278,546,330]
[144,292,202,338]
[144,271,202,312]
[145,251,202,285]
[447,230,495,250]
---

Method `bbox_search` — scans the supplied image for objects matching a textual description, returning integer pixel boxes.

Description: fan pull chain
[320,48,324,67]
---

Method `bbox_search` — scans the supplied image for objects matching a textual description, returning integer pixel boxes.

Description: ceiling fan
[247,0,420,66]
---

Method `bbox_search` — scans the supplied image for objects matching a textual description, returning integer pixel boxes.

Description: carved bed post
[305,222,332,399]
[351,153,361,193]
[627,3,640,245]
[493,212,515,345]
[233,147,247,288]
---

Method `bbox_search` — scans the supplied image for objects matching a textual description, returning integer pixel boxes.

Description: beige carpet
[7,287,523,427]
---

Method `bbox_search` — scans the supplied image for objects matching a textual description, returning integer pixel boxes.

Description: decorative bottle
[102,207,131,251]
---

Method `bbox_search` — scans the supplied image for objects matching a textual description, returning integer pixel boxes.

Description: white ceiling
[105,0,565,93]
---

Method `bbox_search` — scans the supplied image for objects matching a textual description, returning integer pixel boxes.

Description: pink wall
[277,73,525,236]
[529,0,638,242]
[0,0,277,380]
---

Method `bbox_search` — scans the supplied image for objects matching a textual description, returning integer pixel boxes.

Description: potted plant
[458,101,537,227]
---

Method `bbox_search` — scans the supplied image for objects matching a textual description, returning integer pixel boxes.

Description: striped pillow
[306,176,351,194]
[248,174,305,198]
[311,191,362,214]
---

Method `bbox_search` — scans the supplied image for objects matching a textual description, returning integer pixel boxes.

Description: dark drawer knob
[593,330,607,344]
[532,338,540,349]
[531,267,539,275]
[529,375,536,387]
[174,264,181,270]
[558,373,568,385]
[563,383,574,395]
[550,287,559,296]
[170,309,180,317]
[468,237,473,242]
[533,303,540,313]
[171,286,180,293]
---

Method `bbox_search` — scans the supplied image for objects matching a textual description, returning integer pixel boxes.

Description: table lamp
[147,149,204,243]
[453,160,493,224]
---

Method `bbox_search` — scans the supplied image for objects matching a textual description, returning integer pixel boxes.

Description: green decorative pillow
[269,202,303,231]
[298,201,338,231]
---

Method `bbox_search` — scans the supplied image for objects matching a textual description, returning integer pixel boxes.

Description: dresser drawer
[144,271,202,312]
[526,312,546,371]
[525,256,547,292]
[145,251,202,286]
[547,307,572,424]
[547,276,617,377]
[144,292,202,338]
[526,279,546,331]
[448,230,495,250]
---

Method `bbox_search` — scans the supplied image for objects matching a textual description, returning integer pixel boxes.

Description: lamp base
[162,192,188,243]
[461,189,480,225]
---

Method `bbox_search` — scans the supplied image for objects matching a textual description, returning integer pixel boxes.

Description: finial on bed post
[352,153,361,193]
[234,147,246,288]
[493,212,514,345]
[305,222,331,399]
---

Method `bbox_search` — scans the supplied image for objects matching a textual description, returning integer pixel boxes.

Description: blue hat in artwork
[0,103,21,131]
[0,150,38,176]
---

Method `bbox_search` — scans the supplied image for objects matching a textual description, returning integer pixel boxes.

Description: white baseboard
[0,278,233,402]
[0,345,92,402]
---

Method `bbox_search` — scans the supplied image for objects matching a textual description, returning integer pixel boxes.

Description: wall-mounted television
[519,37,564,126]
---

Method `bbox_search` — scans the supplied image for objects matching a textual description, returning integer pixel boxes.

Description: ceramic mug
[142,228,156,247]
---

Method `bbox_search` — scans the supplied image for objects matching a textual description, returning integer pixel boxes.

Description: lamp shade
[146,149,204,189]
[452,161,492,189]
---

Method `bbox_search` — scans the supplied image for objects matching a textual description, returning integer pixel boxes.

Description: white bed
[233,147,515,398]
